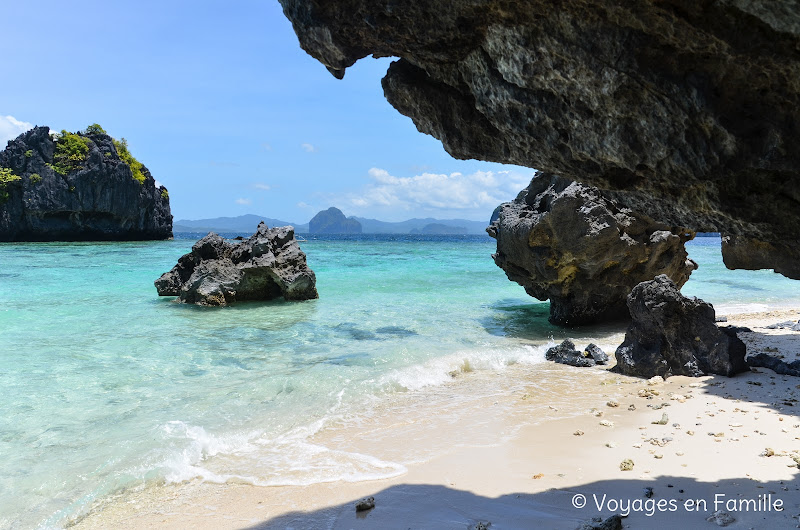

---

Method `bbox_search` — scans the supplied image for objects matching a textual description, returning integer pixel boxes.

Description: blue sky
[0,0,532,222]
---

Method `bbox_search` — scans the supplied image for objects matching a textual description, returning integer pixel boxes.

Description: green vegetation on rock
[24,150,33,158]
[52,130,90,175]
[0,167,22,203]
[161,188,169,199]
[29,173,42,184]
[84,123,107,136]
[113,138,145,184]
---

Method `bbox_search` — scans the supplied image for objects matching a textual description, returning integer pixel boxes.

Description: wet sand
[72,310,800,529]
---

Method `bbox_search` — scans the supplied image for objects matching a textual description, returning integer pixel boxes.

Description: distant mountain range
[173,213,491,235]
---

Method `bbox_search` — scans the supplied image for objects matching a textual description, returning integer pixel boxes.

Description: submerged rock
[155,222,318,305]
[280,0,800,278]
[747,354,800,377]
[488,173,696,325]
[0,125,171,240]
[614,275,748,378]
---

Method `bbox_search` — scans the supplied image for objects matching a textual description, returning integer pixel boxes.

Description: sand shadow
[247,474,799,529]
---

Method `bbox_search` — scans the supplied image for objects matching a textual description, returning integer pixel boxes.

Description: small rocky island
[155,222,318,306]
[308,207,362,234]
[0,124,172,240]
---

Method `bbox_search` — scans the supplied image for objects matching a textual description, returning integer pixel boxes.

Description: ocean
[1,234,798,529]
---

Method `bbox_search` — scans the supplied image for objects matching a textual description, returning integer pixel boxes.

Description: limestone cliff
[280,0,800,277]
[0,125,172,241]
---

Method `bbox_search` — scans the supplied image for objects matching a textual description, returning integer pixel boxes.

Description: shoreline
[72,309,800,529]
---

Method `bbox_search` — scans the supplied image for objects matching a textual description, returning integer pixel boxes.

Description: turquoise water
[1,234,799,528]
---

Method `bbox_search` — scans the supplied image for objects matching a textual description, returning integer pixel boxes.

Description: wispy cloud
[253,183,271,191]
[301,143,316,153]
[0,115,33,145]
[337,168,531,215]
[261,142,273,151]
[235,198,252,205]
[297,201,313,209]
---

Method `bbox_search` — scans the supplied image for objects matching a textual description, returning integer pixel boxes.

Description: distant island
[308,207,362,234]
[410,223,467,235]
[174,211,489,235]
[0,124,172,241]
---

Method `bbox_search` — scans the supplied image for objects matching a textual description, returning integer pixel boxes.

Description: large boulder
[0,125,171,241]
[488,173,696,325]
[279,0,800,278]
[155,222,318,305]
[308,207,362,234]
[614,275,748,378]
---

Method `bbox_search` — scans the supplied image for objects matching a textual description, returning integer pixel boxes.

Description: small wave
[382,343,553,391]
[155,419,406,487]
[715,302,770,314]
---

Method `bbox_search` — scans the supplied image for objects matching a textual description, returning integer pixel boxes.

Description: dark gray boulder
[747,354,800,377]
[279,0,800,278]
[614,275,748,378]
[308,207,362,234]
[0,125,171,241]
[585,344,609,364]
[545,340,596,368]
[155,222,318,306]
[488,173,697,326]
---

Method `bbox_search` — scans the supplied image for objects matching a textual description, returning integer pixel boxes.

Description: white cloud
[301,143,316,153]
[261,142,273,151]
[341,168,531,214]
[235,198,252,205]
[254,183,271,191]
[297,201,313,209]
[0,115,33,145]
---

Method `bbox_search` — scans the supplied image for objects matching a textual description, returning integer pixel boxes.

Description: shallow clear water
[0,234,798,528]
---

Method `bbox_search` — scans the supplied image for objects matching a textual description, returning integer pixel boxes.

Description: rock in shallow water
[488,173,696,325]
[614,275,748,378]
[545,339,595,368]
[155,222,318,305]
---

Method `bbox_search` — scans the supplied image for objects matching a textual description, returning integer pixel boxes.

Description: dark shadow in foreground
[247,474,800,530]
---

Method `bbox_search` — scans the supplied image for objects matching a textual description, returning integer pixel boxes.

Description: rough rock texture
[308,207,362,234]
[585,343,609,364]
[747,353,800,376]
[488,173,697,325]
[545,340,596,368]
[0,126,171,240]
[545,340,609,367]
[280,0,800,278]
[579,514,624,530]
[155,222,318,305]
[614,275,748,378]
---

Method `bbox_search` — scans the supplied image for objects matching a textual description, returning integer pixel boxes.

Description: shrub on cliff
[83,123,107,136]
[113,138,145,184]
[52,131,90,175]
[0,167,22,203]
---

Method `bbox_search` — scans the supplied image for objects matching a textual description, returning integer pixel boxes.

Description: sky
[0,0,533,223]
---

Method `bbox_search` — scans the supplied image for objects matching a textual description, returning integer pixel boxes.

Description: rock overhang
[279,0,800,278]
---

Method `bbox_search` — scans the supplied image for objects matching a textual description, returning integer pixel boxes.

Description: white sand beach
[73,310,800,529]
